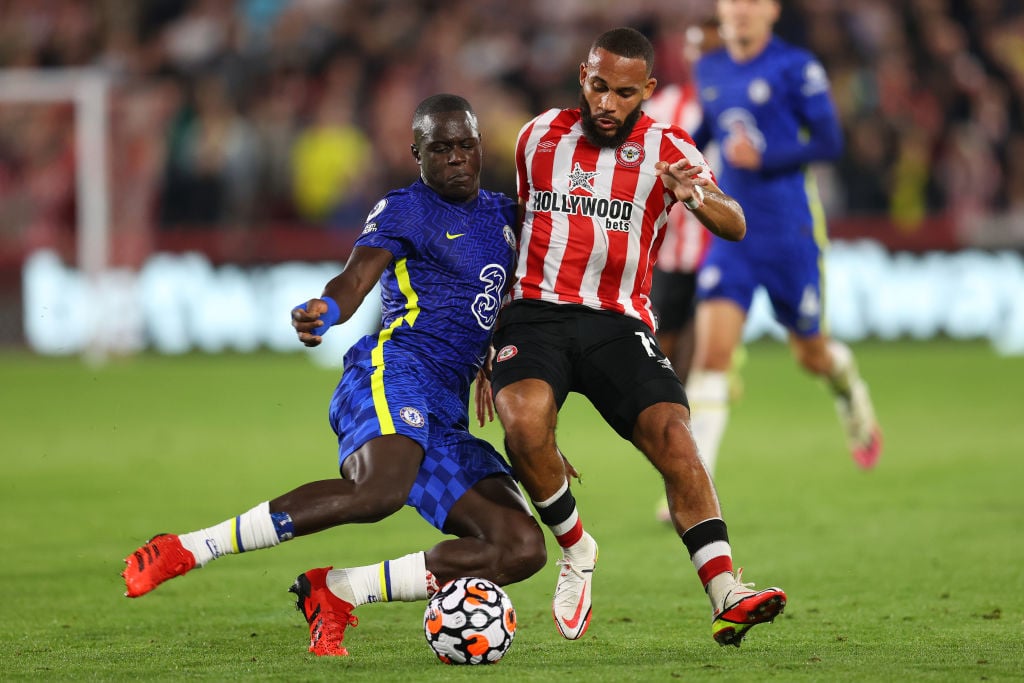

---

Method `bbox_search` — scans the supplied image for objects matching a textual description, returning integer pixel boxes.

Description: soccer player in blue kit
[686,0,883,475]
[121,94,546,657]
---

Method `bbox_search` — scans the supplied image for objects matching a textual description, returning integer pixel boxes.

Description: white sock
[825,340,857,397]
[177,501,281,567]
[564,531,596,564]
[326,551,431,607]
[707,570,739,611]
[687,371,730,476]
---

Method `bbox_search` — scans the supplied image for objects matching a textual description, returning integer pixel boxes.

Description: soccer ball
[423,576,516,665]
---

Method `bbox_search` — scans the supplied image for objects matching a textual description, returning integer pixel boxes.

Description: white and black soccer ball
[423,577,516,665]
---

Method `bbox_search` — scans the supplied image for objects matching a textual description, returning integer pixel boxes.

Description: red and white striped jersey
[511,107,713,331]
[643,83,711,273]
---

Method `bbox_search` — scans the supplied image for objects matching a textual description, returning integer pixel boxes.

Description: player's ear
[410,144,420,163]
[579,62,587,86]
[644,77,657,101]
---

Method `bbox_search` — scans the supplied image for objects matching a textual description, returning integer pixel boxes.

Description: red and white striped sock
[681,518,736,608]
[534,479,590,559]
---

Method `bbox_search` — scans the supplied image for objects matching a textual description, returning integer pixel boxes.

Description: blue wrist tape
[295,296,341,337]
[270,511,295,542]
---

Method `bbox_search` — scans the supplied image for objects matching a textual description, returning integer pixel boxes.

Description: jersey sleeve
[515,117,538,203]
[759,54,844,172]
[692,56,714,145]
[662,126,716,183]
[353,193,412,259]
[690,114,712,151]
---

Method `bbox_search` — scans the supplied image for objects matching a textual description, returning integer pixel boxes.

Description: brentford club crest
[496,345,518,362]
[616,142,644,168]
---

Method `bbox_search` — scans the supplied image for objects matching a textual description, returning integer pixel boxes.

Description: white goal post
[0,68,111,278]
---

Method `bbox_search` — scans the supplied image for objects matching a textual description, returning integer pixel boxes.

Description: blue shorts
[697,237,824,337]
[328,357,511,532]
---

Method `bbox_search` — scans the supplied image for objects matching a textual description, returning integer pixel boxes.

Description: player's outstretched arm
[686,182,746,242]
[292,245,393,347]
[655,160,746,241]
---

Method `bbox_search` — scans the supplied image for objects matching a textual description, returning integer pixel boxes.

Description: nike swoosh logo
[445,232,465,239]
[559,575,590,630]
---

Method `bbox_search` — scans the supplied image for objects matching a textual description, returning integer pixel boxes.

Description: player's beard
[579,92,643,149]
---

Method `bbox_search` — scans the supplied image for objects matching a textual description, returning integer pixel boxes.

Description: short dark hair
[412,93,475,133]
[590,27,655,75]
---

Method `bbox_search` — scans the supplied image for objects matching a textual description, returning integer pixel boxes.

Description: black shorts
[650,269,697,333]
[490,300,688,440]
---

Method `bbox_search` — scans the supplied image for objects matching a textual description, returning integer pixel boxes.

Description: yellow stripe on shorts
[369,258,421,434]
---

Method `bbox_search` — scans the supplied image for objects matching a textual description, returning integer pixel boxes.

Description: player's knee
[499,522,547,582]
[501,421,551,460]
[638,417,706,486]
[494,385,555,457]
[635,404,694,459]
[700,343,735,372]
[794,343,831,376]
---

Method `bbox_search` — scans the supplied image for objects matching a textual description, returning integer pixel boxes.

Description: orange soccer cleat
[290,567,359,656]
[122,534,197,598]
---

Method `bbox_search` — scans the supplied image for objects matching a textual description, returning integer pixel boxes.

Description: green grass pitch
[1,340,1022,681]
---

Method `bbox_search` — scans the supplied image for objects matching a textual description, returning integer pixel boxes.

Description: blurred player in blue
[686,0,883,475]
[121,94,545,657]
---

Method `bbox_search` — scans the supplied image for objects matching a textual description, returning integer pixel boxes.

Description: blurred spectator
[289,52,373,227]
[159,74,259,228]
[835,114,894,217]
[248,64,308,222]
[0,102,75,250]
[0,0,1021,255]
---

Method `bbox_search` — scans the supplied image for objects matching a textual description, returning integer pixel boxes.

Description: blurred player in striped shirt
[644,17,723,388]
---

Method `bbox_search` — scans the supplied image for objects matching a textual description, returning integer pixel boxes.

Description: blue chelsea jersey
[693,37,843,246]
[348,179,517,393]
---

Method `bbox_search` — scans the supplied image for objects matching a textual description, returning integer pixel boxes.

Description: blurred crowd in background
[0,0,1022,265]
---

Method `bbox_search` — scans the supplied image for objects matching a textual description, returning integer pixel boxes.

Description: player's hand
[724,130,762,169]
[474,347,497,426]
[558,446,581,483]
[655,160,708,205]
[474,367,495,427]
[292,298,328,347]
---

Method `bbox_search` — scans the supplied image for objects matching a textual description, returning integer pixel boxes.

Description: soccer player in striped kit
[487,27,786,647]
[121,95,547,657]
[686,0,882,477]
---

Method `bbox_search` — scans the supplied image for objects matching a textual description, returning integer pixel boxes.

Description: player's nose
[598,93,622,118]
